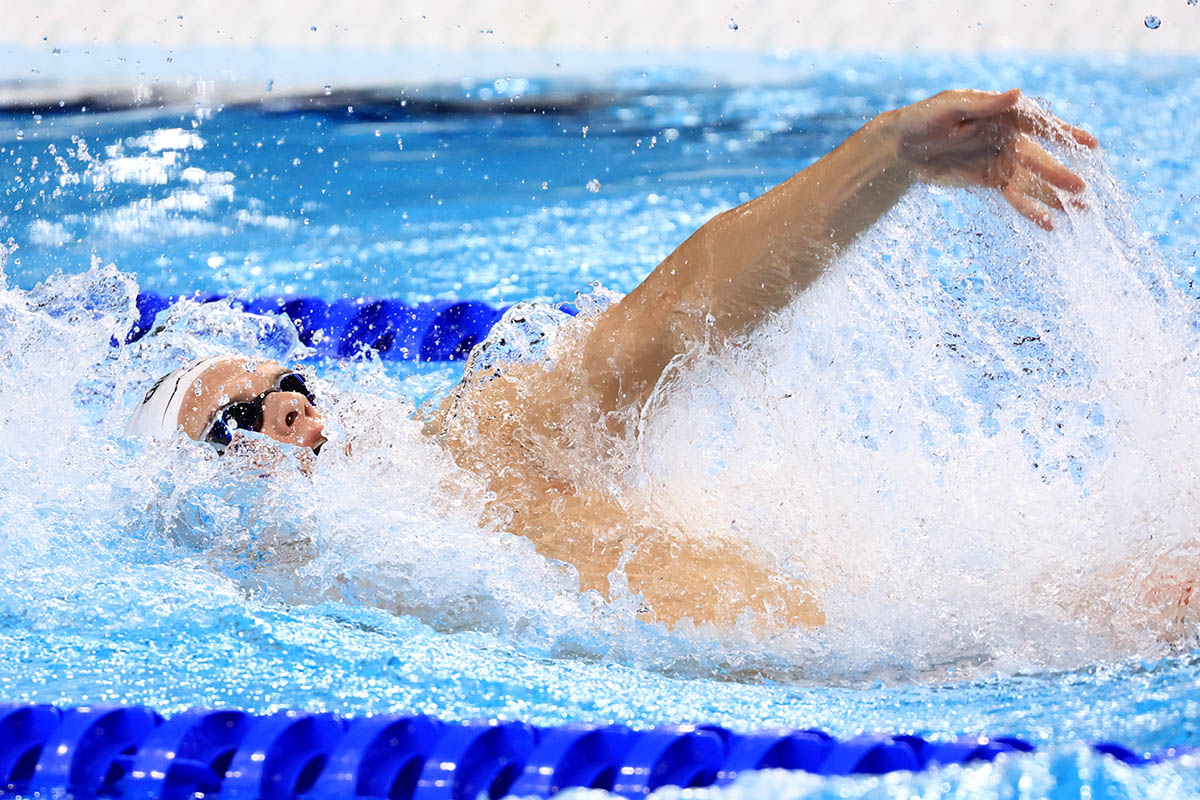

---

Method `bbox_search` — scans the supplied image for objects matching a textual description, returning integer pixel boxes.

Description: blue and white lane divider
[0,705,1189,800]
[125,292,562,362]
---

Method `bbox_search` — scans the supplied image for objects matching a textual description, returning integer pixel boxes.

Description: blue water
[3,53,1200,798]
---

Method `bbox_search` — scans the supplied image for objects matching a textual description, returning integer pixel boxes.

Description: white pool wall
[4,0,1199,52]
[1,0,1198,103]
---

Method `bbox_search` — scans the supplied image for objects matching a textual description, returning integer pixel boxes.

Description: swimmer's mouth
[312,439,326,456]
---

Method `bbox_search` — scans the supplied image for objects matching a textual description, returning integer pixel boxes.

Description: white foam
[1,143,1197,683]
[632,143,1200,676]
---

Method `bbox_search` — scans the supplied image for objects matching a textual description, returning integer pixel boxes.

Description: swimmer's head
[126,355,326,453]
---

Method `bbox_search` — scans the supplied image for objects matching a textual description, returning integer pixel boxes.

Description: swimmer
[128,88,1097,631]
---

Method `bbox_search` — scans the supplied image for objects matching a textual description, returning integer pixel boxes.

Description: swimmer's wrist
[862,109,917,186]
[800,110,915,241]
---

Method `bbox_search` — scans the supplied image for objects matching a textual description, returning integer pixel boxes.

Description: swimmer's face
[177,357,326,452]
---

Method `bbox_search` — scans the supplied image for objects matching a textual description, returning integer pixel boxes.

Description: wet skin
[176,358,326,452]
[165,89,1097,632]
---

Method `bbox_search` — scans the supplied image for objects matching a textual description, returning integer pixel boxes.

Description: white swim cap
[125,356,230,439]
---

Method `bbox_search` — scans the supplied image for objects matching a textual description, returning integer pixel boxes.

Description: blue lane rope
[0,704,1189,799]
[123,292,570,362]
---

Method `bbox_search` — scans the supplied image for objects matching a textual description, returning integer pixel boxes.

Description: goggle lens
[203,371,314,451]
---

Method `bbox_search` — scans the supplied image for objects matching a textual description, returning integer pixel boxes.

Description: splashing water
[638,140,1200,677]
[1,130,1197,688]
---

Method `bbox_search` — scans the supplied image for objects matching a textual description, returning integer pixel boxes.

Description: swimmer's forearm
[692,113,913,322]
[624,530,826,631]
[584,113,912,410]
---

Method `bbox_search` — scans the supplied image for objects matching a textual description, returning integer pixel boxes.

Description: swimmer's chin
[310,436,354,459]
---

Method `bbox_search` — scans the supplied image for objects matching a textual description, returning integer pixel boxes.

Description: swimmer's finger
[1015,106,1099,149]
[1064,123,1098,148]
[1016,135,1086,193]
[1002,180,1055,231]
[1012,166,1065,214]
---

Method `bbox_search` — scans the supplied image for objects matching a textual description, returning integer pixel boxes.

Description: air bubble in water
[586,178,601,193]
[729,18,739,30]
[1144,15,1162,28]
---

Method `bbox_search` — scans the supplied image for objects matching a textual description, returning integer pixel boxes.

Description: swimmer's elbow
[776,581,826,630]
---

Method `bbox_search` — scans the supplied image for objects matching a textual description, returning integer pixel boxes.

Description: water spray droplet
[728,18,739,30]
[310,25,317,32]
[323,84,332,95]
[1144,14,1162,28]
[586,178,601,193]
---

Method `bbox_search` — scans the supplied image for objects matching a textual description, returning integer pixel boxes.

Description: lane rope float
[123,292,576,362]
[0,704,1188,799]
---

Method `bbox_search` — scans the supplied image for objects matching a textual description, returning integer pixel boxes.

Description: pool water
[3,53,1200,798]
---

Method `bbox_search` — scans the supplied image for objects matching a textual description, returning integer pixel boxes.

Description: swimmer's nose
[297,401,326,450]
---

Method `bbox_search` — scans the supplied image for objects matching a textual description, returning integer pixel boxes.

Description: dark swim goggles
[204,371,316,450]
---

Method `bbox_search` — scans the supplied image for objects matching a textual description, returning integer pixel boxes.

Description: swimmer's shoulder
[425,361,559,449]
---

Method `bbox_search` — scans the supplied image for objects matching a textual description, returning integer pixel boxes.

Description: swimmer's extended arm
[582,88,1098,415]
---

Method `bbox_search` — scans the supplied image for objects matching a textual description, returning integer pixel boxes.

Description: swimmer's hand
[884,88,1098,230]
